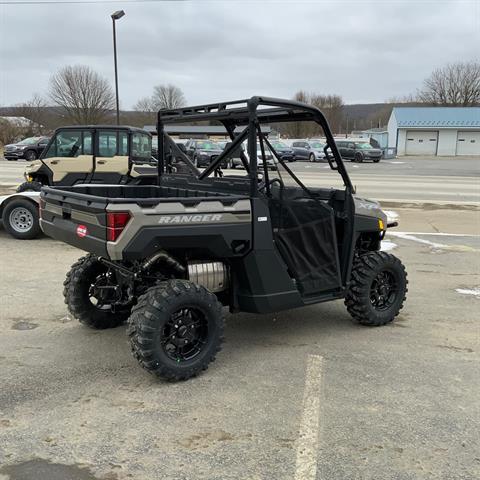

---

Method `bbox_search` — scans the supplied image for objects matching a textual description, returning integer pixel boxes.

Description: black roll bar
[157,95,353,192]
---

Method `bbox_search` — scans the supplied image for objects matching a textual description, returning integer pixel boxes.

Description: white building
[387,107,480,156]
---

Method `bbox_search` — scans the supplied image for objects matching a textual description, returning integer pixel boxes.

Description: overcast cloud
[0,0,479,109]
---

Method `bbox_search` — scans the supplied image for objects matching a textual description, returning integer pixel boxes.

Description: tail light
[106,211,131,242]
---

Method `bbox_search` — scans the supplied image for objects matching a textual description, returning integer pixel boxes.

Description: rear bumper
[40,217,108,257]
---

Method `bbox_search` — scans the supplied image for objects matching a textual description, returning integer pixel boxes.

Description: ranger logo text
[158,214,223,224]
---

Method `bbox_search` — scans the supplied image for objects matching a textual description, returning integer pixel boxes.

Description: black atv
[40,96,407,381]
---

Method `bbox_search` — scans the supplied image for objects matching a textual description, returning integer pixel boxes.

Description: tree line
[1,60,479,145]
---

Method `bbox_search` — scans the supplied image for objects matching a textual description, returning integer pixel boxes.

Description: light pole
[111,10,125,125]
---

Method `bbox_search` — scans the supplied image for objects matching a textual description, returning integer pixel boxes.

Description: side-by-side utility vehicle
[17,126,158,193]
[40,97,408,381]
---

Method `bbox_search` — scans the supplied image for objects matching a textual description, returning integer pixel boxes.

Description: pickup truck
[40,96,407,382]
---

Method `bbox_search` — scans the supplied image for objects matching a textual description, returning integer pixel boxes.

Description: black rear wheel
[355,153,364,163]
[64,254,131,329]
[345,251,407,326]
[127,280,224,381]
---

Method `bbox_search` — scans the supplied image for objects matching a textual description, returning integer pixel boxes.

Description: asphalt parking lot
[0,156,479,479]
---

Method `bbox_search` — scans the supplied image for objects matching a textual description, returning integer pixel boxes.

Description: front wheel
[127,280,225,381]
[16,181,43,193]
[345,251,407,326]
[24,150,37,161]
[309,153,316,162]
[63,254,131,329]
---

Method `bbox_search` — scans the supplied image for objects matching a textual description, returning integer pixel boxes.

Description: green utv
[40,97,408,381]
[17,126,158,193]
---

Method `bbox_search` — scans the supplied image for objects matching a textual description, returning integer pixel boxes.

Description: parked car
[269,140,296,162]
[4,136,50,161]
[291,139,326,162]
[255,143,277,170]
[336,141,382,162]
[152,137,187,160]
[227,142,277,170]
[185,139,224,167]
[223,142,246,169]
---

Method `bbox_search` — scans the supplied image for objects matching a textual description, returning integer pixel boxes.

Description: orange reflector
[378,219,385,230]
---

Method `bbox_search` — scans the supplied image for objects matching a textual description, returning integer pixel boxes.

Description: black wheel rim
[161,307,209,362]
[370,270,398,311]
[88,270,120,311]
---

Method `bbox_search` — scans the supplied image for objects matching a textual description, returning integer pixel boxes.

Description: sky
[0,0,479,109]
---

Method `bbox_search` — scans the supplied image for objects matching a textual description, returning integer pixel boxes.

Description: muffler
[187,261,228,292]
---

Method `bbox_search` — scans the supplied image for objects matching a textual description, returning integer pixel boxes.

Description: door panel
[405,131,438,155]
[94,156,129,174]
[43,155,94,182]
[456,131,480,155]
[91,156,129,184]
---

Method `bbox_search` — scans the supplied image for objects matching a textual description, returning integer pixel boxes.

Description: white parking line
[294,354,324,480]
[455,288,480,297]
[392,231,480,238]
[389,232,449,248]
[388,232,479,252]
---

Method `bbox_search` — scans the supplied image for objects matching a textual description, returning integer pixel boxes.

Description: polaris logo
[158,214,223,224]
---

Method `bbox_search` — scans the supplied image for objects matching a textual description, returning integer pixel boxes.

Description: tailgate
[40,187,109,257]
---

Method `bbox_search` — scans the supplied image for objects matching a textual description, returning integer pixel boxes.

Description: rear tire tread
[63,254,129,329]
[127,279,224,381]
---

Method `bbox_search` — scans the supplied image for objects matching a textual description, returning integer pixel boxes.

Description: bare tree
[280,91,345,137]
[134,96,156,113]
[133,96,156,126]
[151,84,186,110]
[15,94,50,134]
[133,84,186,127]
[310,94,344,134]
[49,65,115,124]
[418,61,480,106]
[0,118,26,146]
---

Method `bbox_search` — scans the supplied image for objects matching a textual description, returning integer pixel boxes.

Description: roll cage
[156,96,353,196]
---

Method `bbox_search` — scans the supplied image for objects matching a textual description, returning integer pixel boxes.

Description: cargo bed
[40,182,252,260]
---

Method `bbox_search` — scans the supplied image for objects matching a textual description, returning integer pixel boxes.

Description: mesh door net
[273,198,341,296]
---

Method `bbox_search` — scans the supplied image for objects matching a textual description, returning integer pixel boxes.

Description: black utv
[40,96,408,381]
[17,126,157,193]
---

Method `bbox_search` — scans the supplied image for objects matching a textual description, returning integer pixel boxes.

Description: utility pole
[111,10,125,125]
